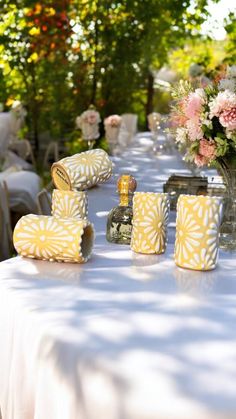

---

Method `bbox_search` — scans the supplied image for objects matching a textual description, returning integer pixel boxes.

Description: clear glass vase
[218,161,236,251]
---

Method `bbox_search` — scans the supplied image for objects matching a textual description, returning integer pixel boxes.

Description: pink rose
[104,115,121,127]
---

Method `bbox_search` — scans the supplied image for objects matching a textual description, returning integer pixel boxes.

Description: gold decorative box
[163,175,208,210]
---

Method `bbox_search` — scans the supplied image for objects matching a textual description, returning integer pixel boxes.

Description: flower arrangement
[171,65,236,168]
[75,107,101,142]
[104,114,122,128]
[76,109,101,129]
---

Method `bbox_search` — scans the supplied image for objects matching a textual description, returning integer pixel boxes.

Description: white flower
[202,118,212,129]
[176,127,187,143]
[226,129,236,141]
[226,65,236,78]
[218,78,236,92]
[80,109,101,124]
[195,88,206,100]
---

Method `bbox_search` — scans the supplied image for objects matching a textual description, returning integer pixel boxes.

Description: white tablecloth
[0,133,236,419]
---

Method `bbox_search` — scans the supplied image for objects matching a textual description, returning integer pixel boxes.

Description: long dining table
[0,133,236,419]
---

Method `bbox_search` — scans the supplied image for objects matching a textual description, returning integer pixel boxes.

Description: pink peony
[185,89,205,119]
[194,154,209,167]
[209,91,236,119]
[186,118,203,141]
[199,139,216,160]
[219,107,236,130]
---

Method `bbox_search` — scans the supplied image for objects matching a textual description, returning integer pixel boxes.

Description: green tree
[0,0,220,154]
[224,12,236,64]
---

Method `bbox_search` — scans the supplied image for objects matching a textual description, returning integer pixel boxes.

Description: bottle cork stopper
[117,175,137,194]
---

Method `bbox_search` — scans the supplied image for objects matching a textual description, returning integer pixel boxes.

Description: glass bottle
[218,160,236,250]
[106,174,137,244]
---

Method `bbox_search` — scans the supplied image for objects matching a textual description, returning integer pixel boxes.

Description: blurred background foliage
[0,0,235,157]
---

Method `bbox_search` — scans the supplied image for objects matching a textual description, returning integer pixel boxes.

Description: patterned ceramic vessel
[174,194,223,271]
[51,149,113,191]
[13,214,94,263]
[131,192,170,254]
[52,189,88,219]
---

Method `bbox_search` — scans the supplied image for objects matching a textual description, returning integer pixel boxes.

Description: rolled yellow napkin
[51,148,113,191]
[131,192,170,254]
[174,194,223,270]
[13,214,94,263]
[51,189,88,219]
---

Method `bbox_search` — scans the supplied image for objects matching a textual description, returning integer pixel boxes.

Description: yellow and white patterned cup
[52,189,88,219]
[13,214,94,263]
[174,194,223,271]
[131,192,170,254]
[51,148,113,191]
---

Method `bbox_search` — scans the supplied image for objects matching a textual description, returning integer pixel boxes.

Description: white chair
[9,139,36,166]
[0,102,26,158]
[121,113,138,143]
[37,189,52,215]
[0,181,13,261]
[43,141,59,169]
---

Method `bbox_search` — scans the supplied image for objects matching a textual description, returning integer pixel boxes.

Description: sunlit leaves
[0,0,222,145]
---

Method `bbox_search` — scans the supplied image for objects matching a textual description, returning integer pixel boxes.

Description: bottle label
[51,164,72,190]
[109,222,132,244]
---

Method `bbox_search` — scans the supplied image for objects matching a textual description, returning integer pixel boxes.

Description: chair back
[0,181,13,260]
[37,189,52,215]
[43,142,59,169]
[9,139,36,166]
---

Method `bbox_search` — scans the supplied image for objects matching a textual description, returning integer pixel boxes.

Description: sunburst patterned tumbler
[52,190,88,220]
[51,149,112,191]
[174,195,223,270]
[13,214,94,263]
[131,192,170,254]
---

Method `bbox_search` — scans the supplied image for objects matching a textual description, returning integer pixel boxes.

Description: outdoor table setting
[0,131,236,419]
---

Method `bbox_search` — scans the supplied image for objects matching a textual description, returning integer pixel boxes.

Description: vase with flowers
[171,65,236,250]
[76,105,101,149]
[104,114,122,154]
